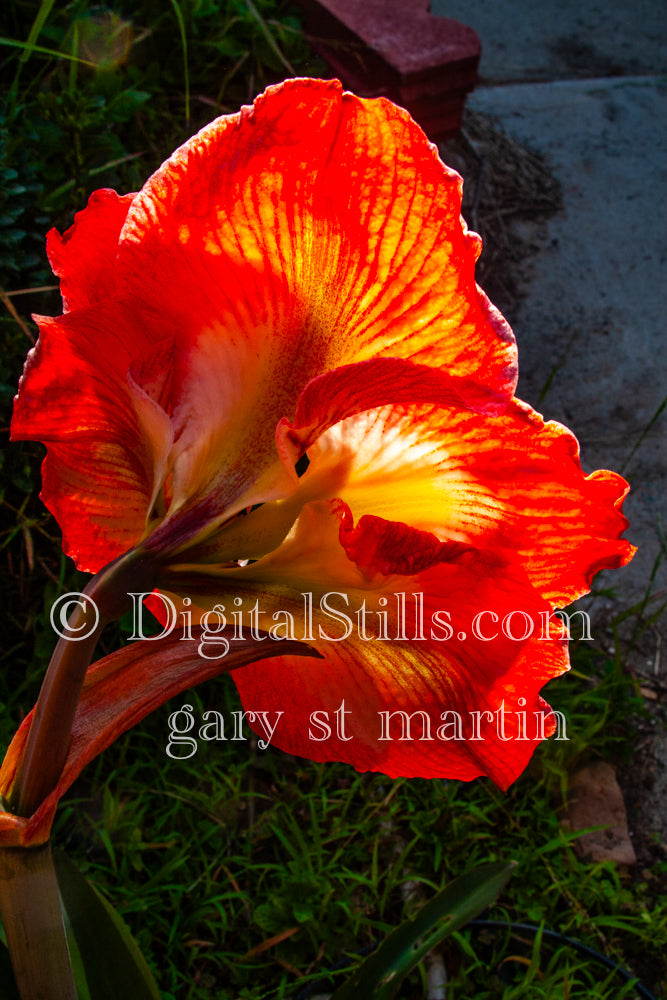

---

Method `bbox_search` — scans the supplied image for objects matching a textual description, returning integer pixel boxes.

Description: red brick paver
[296,0,481,138]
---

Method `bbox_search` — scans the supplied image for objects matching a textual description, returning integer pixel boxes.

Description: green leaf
[54,850,161,1000]
[330,861,516,1000]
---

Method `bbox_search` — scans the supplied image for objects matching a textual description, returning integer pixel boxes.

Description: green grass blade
[166,0,190,125]
[13,0,56,65]
[245,0,296,76]
[620,393,667,473]
[330,861,516,1000]
[68,18,80,95]
[1,36,96,68]
[9,0,57,109]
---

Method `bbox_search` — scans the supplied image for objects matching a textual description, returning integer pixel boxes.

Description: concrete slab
[464,76,666,615]
[431,0,667,82]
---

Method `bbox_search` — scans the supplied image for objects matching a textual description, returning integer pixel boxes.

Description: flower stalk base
[0,842,77,1000]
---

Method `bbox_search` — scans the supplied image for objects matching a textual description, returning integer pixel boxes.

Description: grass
[0,2,666,998]
[38,644,665,999]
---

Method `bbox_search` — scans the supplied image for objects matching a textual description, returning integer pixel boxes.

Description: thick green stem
[0,843,77,1000]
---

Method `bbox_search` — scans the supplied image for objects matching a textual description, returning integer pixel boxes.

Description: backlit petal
[275,355,511,469]
[212,505,571,787]
[14,80,518,574]
[299,400,634,605]
[114,77,516,512]
[11,306,173,571]
[47,189,135,312]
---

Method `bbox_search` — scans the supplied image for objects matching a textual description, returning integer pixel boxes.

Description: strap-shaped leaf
[55,849,160,1000]
[330,861,516,1000]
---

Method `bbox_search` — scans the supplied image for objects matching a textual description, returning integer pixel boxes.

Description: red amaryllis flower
[11,78,633,793]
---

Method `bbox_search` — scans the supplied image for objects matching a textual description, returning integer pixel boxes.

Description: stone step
[295,0,481,138]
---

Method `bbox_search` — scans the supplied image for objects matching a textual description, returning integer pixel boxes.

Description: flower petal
[297,400,634,605]
[11,306,174,571]
[161,502,568,787]
[47,189,135,312]
[275,354,511,470]
[0,631,315,847]
[335,506,471,579]
[14,80,519,573]
[222,508,569,787]
[114,77,516,511]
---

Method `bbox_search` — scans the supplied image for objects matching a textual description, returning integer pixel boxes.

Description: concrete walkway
[433,0,665,84]
[433,0,666,638]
